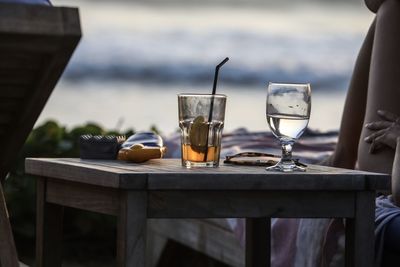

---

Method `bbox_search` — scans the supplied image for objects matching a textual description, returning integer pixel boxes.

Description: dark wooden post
[345,191,375,267]
[245,218,271,267]
[117,191,148,267]
[0,4,81,265]
[36,177,64,267]
[0,184,19,267]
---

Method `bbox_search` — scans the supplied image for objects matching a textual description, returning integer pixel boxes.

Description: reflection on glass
[266,82,311,172]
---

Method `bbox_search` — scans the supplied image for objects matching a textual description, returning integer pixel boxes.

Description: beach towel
[375,195,400,267]
[164,128,337,163]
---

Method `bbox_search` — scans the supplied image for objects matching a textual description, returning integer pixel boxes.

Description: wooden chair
[148,219,244,267]
[0,3,81,266]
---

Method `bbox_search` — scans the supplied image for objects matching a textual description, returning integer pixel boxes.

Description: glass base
[182,160,219,168]
[265,160,306,172]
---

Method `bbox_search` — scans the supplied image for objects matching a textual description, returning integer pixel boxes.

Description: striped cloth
[164,128,338,164]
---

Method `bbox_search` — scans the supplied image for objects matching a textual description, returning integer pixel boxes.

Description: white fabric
[294,219,332,267]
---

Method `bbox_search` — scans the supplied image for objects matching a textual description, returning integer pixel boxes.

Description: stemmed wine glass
[266,82,311,172]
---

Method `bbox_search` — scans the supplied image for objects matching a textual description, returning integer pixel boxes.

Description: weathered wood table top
[25,158,390,191]
[25,158,391,267]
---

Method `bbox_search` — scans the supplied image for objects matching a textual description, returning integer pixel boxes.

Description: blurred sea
[42,0,375,134]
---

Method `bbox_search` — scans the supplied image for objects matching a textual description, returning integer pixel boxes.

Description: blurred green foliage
[4,120,137,262]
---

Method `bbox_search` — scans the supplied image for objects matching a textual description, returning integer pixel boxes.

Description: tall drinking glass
[266,83,311,172]
[178,94,226,168]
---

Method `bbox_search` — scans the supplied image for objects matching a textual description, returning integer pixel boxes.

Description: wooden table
[25,158,390,267]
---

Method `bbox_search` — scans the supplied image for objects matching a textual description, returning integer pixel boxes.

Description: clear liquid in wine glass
[267,114,309,141]
[265,82,311,172]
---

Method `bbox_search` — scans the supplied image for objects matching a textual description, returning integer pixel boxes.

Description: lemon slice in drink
[189,116,209,153]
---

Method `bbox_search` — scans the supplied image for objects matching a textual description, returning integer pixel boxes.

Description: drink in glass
[178,94,226,168]
[266,83,311,172]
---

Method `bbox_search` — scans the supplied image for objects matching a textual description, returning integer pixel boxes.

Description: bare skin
[326,0,400,203]
[323,19,373,169]
[365,110,400,151]
[365,110,400,205]
[357,0,400,174]
[327,0,400,173]
[365,0,385,12]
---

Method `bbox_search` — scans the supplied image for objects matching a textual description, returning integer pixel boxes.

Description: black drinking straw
[211,57,229,95]
[204,57,229,161]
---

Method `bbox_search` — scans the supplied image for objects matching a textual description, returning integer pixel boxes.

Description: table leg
[345,191,375,267]
[36,177,64,267]
[245,218,271,267]
[117,191,147,267]
[0,184,19,267]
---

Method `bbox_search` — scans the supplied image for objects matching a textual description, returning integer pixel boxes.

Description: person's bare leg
[358,0,400,173]
[324,19,375,169]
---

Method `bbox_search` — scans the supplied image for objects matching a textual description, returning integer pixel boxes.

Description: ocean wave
[61,7,365,90]
[63,62,350,90]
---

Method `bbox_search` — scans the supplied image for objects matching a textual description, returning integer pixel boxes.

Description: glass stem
[281,142,293,163]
